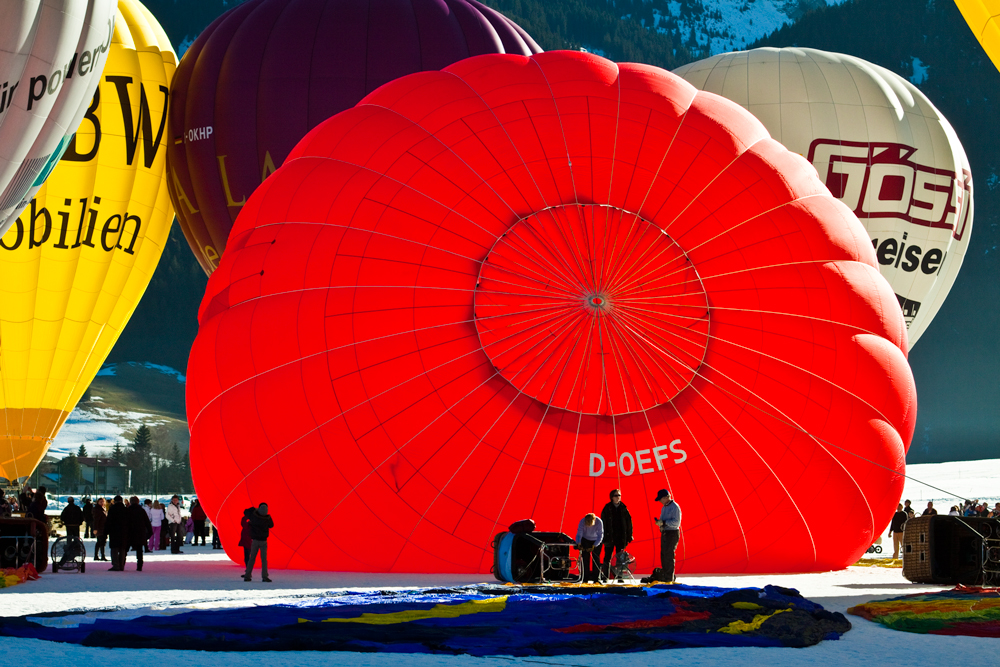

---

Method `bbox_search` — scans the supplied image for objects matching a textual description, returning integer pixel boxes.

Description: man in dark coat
[239,506,255,566]
[126,496,154,571]
[600,489,634,581]
[0,490,11,517]
[243,503,274,582]
[888,503,908,559]
[60,497,84,538]
[81,498,94,538]
[28,485,48,524]
[105,495,129,571]
[92,498,108,561]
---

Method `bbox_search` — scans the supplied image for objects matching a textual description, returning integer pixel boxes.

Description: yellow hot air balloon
[0,0,176,481]
[956,1,1000,72]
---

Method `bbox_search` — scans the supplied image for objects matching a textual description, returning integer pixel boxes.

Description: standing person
[243,503,274,582]
[575,512,604,584]
[185,515,195,545]
[60,497,84,538]
[142,500,154,552]
[28,485,48,524]
[92,498,108,561]
[148,501,165,552]
[903,499,915,519]
[239,506,255,565]
[0,491,10,518]
[922,501,938,516]
[18,485,32,514]
[888,503,907,559]
[159,505,170,550]
[600,489,633,582]
[165,495,184,554]
[653,489,681,583]
[126,496,153,571]
[191,499,208,546]
[105,496,128,571]
[211,519,222,549]
[81,498,94,538]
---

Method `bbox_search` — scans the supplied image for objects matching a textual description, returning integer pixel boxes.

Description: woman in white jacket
[148,501,165,552]
[165,496,184,553]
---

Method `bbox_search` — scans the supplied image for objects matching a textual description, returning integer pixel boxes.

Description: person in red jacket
[191,499,208,546]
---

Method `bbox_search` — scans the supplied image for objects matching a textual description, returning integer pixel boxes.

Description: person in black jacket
[92,498,108,561]
[888,503,907,559]
[60,497,84,538]
[125,496,154,571]
[239,507,255,566]
[81,498,93,538]
[105,496,128,571]
[243,503,274,582]
[28,485,48,527]
[600,489,633,582]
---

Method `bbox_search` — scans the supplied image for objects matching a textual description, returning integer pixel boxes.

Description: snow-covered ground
[1,546,996,665]
[47,405,170,460]
[5,458,999,662]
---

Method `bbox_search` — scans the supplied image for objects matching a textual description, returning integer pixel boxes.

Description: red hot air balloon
[166,0,541,275]
[187,51,917,574]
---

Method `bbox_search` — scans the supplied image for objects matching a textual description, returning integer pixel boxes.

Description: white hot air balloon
[0,0,117,235]
[674,47,973,348]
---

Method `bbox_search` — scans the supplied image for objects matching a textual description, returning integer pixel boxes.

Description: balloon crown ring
[473,203,711,416]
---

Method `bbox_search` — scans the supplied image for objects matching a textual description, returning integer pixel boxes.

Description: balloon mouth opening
[473,204,711,416]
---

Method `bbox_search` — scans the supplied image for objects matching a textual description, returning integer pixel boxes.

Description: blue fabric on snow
[0,583,850,654]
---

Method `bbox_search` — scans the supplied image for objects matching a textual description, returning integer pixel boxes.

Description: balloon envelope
[674,47,973,349]
[187,51,916,574]
[955,1,1000,73]
[0,0,117,235]
[166,0,542,276]
[0,0,176,481]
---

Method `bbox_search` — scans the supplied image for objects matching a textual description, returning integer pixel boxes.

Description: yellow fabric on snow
[718,608,789,634]
[298,596,508,625]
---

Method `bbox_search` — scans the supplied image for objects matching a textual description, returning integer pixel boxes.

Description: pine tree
[127,425,155,492]
[112,441,125,462]
[59,454,81,490]
[132,424,153,450]
[78,443,88,458]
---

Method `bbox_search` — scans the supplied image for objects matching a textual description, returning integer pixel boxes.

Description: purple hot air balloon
[167,0,542,275]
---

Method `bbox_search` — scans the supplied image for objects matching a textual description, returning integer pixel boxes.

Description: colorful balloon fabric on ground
[848,586,1000,637]
[0,584,852,652]
[955,1,1000,74]
[0,0,117,234]
[187,51,916,574]
[674,47,973,349]
[165,0,541,276]
[0,0,176,481]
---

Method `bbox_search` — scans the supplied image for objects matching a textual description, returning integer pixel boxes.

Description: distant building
[76,457,129,495]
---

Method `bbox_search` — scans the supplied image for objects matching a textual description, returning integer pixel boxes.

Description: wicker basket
[901,515,934,583]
